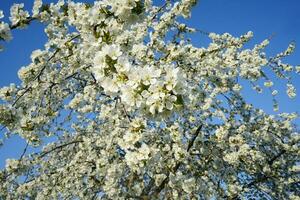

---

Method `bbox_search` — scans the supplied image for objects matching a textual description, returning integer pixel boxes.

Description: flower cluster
[104,0,142,18]
[32,0,43,17]
[0,22,11,42]
[9,4,30,27]
[0,10,12,51]
[92,43,186,114]
[287,83,296,99]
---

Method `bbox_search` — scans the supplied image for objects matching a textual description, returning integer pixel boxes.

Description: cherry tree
[0,0,299,199]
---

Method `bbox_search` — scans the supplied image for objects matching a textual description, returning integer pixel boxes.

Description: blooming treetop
[0,0,299,199]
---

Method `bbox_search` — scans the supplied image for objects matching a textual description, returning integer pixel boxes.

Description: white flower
[119,131,141,149]
[287,84,296,99]
[32,0,42,17]
[93,44,122,79]
[146,81,166,114]
[124,143,151,171]
[101,77,120,94]
[9,3,30,26]
[0,10,4,19]
[116,56,131,72]
[0,22,12,41]
[295,65,300,74]
[284,42,296,55]
[232,84,242,92]
[104,0,140,18]
[203,98,212,110]
[5,159,20,172]
[121,85,143,108]
[282,64,293,72]
[164,66,184,92]
[223,152,239,165]
[264,81,273,87]
[139,143,150,159]
[140,66,161,86]
[272,90,278,96]
[68,93,83,109]
[30,49,45,63]
[154,174,167,186]
[215,126,228,140]
[132,43,147,59]
[95,44,122,65]
[165,95,177,110]
[182,178,196,194]
[105,44,122,60]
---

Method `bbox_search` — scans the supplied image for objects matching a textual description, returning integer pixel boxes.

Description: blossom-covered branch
[0,0,299,199]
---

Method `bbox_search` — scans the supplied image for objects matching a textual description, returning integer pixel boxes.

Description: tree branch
[39,140,83,158]
[146,124,203,198]
[9,17,36,30]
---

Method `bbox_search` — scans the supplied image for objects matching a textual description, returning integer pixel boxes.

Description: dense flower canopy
[0,0,299,199]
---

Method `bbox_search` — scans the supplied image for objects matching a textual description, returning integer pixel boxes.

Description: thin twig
[19,142,29,160]
[39,140,83,158]
[12,87,31,106]
[150,2,168,21]
[148,124,203,197]
[9,17,36,30]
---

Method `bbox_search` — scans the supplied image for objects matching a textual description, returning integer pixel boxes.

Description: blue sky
[0,0,299,168]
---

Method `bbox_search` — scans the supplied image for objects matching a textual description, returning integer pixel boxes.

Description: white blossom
[182,178,196,194]
[93,44,122,79]
[32,0,43,17]
[0,10,4,19]
[264,80,273,87]
[9,3,30,27]
[287,83,296,99]
[0,22,12,41]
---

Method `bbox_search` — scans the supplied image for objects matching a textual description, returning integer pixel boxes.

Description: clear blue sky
[0,0,299,168]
